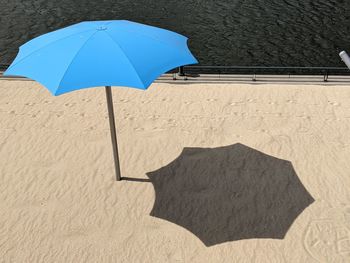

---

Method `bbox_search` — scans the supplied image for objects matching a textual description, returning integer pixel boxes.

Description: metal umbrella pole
[105,86,122,181]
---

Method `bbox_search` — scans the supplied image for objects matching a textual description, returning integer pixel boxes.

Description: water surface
[1,0,349,68]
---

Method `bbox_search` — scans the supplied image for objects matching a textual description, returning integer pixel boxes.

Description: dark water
[1,0,350,67]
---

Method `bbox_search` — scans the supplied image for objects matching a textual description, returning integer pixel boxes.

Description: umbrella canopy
[4,20,198,181]
[4,20,197,95]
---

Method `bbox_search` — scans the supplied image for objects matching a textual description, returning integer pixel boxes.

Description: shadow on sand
[145,143,314,246]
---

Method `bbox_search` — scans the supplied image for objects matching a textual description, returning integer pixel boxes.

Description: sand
[0,79,350,262]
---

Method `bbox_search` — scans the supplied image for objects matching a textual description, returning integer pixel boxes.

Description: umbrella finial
[97,26,107,31]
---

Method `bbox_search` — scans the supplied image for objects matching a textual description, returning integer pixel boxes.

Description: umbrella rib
[56,30,100,92]
[103,31,145,88]
[7,28,96,71]
[105,25,196,69]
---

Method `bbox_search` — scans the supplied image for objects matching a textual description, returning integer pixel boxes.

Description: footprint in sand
[328,101,341,106]
[148,115,160,120]
[206,98,217,102]
[55,111,64,118]
[134,127,144,131]
[152,127,165,131]
[25,102,36,106]
[303,218,350,262]
[123,113,134,120]
[229,102,244,106]
[64,103,76,107]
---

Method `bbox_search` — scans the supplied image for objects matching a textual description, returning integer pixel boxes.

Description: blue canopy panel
[4,20,198,96]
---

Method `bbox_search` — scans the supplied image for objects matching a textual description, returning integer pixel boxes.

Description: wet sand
[0,80,350,262]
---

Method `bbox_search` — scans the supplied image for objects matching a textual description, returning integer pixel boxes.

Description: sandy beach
[1,79,350,262]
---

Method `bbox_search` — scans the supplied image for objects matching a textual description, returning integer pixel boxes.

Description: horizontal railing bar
[1,64,349,75]
[184,66,348,70]
[1,64,348,70]
[2,74,350,84]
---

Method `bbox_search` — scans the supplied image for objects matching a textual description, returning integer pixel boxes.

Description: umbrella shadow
[146,143,314,246]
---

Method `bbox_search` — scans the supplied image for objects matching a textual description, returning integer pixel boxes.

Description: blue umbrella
[4,20,198,181]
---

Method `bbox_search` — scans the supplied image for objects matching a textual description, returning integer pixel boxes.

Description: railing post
[178,66,185,76]
[324,71,328,82]
[253,73,256,81]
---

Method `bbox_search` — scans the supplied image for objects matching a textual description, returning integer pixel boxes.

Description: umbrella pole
[105,86,122,181]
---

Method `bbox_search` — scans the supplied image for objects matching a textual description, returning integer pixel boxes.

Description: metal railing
[2,64,350,82]
[172,65,350,77]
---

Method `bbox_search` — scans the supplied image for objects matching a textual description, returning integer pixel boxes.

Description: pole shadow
[146,143,314,246]
[122,177,151,183]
